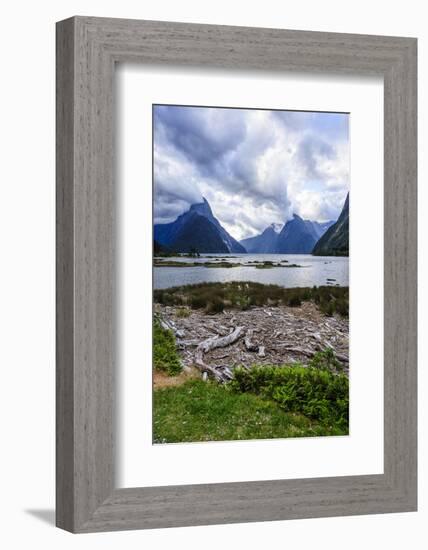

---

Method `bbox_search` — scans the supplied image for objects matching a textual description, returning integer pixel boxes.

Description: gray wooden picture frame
[56,16,417,533]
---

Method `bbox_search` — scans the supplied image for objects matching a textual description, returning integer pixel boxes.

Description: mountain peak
[189,197,214,219]
[155,197,246,253]
[270,222,284,234]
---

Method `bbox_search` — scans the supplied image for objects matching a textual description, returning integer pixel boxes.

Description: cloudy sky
[153,104,349,241]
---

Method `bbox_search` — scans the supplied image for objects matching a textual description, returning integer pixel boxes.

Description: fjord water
[154,254,349,290]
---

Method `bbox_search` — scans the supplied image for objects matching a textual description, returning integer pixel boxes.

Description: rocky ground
[155,302,349,380]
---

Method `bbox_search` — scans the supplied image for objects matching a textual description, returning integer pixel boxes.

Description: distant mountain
[308,220,336,241]
[240,224,282,253]
[241,217,334,254]
[154,198,246,254]
[312,194,349,256]
[275,214,317,254]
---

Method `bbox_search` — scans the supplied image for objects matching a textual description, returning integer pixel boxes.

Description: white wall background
[0,1,425,548]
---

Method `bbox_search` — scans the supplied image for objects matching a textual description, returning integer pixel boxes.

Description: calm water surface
[154,254,348,289]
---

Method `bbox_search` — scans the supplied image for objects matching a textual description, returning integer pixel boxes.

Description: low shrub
[309,348,344,373]
[287,294,302,307]
[205,299,225,314]
[153,282,349,317]
[153,319,182,376]
[190,295,206,309]
[231,363,349,429]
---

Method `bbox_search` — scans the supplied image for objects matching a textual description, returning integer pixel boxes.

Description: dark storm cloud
[154,105,247,175]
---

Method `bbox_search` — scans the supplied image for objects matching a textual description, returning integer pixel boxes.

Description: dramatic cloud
[153,104,349,240]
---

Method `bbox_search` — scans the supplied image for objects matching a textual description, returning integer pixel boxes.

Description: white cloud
[154,105,349,240]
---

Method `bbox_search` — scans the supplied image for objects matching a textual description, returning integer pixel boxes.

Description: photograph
[152,104,350,444]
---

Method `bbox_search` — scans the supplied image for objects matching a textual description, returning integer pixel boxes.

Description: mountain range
[312,193,349,256]
[154,196,347,255]
[241,216,334,254]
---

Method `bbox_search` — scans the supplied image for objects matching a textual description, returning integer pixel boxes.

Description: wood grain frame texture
[56,16,417,533]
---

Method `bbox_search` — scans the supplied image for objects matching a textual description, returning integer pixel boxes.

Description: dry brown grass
[153,366,200,389]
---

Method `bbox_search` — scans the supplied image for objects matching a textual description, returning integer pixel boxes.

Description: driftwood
[274,343,349,364]
[157,301,349,376]
[244,329,259,352]
[158,315,185,339]
[176,339,200,349]
[274,344,316,358]
[208,324,230,336]
[194,326,244,382]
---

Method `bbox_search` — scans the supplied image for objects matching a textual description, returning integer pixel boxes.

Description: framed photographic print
[56,17,417,532]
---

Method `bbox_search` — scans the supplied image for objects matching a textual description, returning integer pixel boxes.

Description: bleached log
[197,326,244,355]
[193,326,244,382]
[157,316,185,339]
[276,343,349,364]
[194,358,225,383]
[244,329,259,352]
[223,367,234,378]
[159,319,171,332]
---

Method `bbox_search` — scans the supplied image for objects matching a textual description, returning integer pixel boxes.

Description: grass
[175,307,191,318]
[153,379,345,443]
[154,281,349,317]
[153,318,182,376]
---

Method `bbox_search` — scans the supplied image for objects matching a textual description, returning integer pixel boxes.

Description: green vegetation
[154,259,185,266]
[154,259,303,268]
[231,356,348,430]
[203,262,238,268]
[175,307,191,318]
[153,319,182,376]
[309,348,344,373]
[254,262,274,269]
[154,282,349,317]
[153,259,240,268]
[153,378,346,443]
[254,261,304,269]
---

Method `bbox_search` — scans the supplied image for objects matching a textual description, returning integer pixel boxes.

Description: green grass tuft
[153,319,182,376]
[175,307,190,318]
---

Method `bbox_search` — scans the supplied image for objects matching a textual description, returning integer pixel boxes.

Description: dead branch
[244,329,259,352]
[193,326,244,382]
